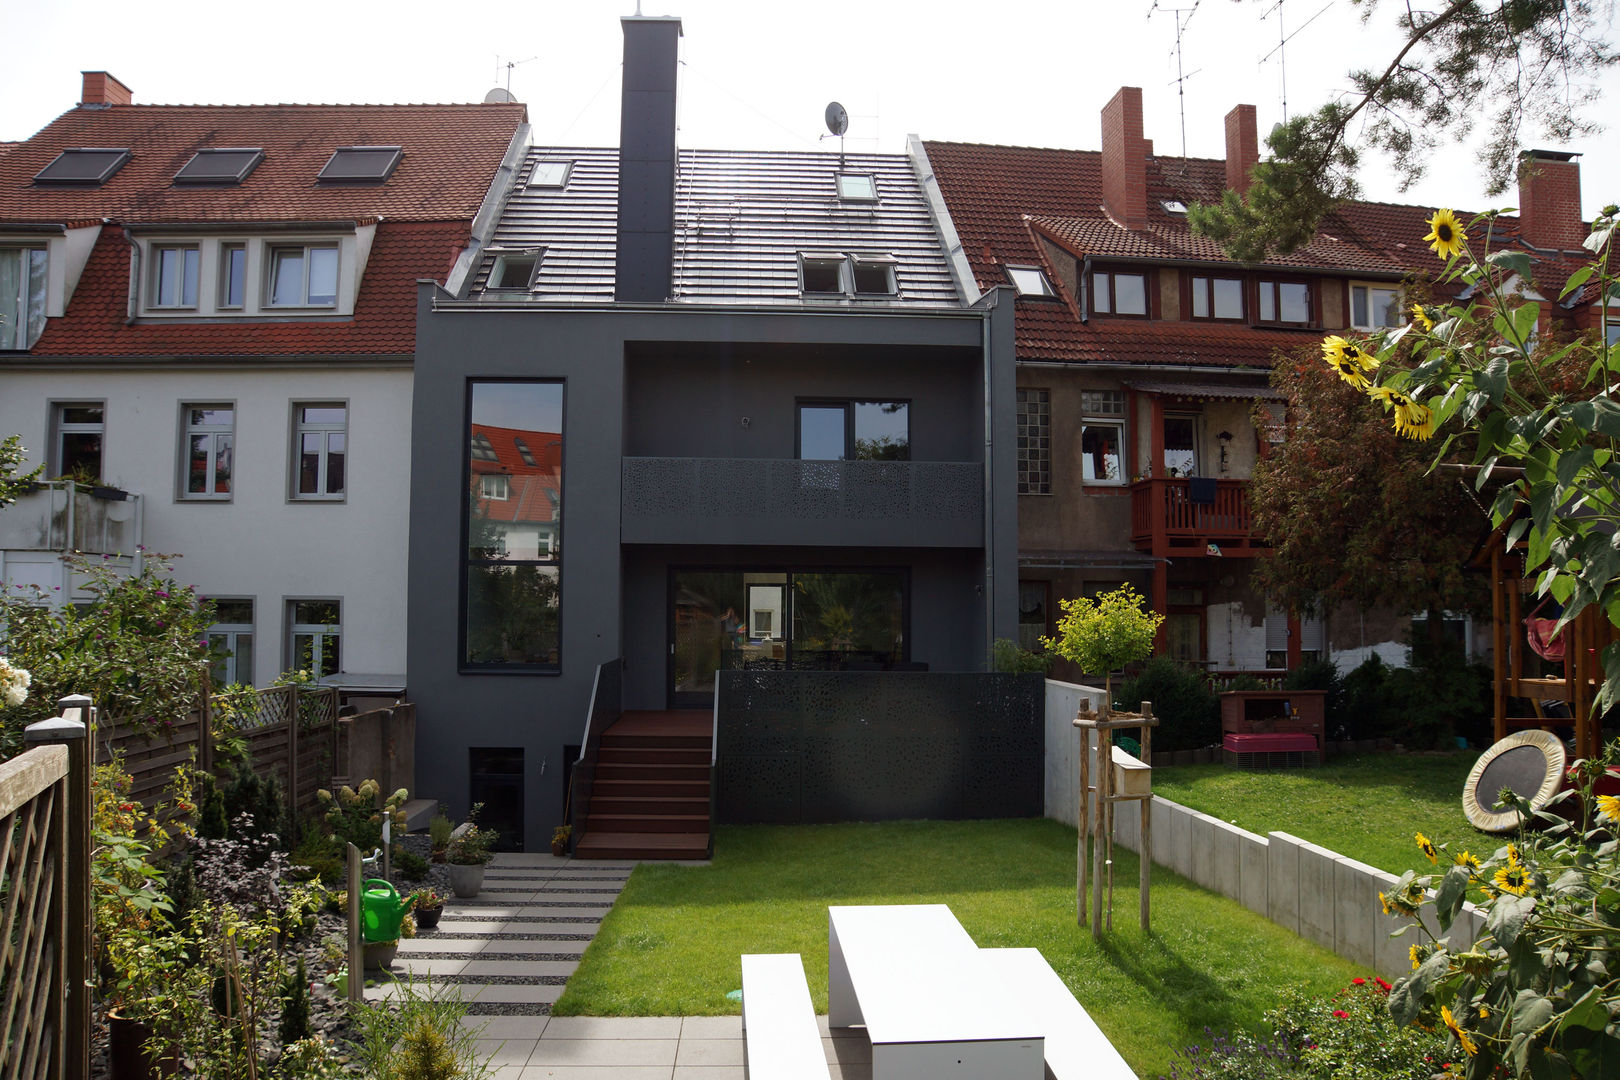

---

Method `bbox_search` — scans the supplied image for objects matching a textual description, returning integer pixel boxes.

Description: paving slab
[526,1038,678,1067]
[398,937,491,954]
[461,959,580,978]
[463,1015,550,1039]
[676,1039,746,1066]
[519,1069,670,1080]
[674,1068,747,1080]
[472,1038,537,1067]
[480,938,591,956]
[540,1016,684,1039]
[681,1015,743,1038]
[389,955,468,978]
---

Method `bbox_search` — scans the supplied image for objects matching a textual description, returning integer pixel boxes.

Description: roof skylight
[1006,265,1055,297]
[317,146,403,184]
[1161,199,1189,215]
[34,147,130,186]
[528,161,572,188]
[837,173,877,201]
[174,148,264,185]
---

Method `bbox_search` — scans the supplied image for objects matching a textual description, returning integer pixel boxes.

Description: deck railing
[568,659,623,854]
[1129,478,1257,550]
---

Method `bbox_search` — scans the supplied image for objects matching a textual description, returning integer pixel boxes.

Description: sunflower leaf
[1488,250,1534,280]
[1476,355,1510,404]
[1511,988,1556,1038]
[1560,264,1596,299]
[1434,864,1471,932]
[1488,894,1537,949]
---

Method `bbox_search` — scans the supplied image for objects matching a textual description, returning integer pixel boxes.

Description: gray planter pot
[448,862,486,898]
[362,940,398,972]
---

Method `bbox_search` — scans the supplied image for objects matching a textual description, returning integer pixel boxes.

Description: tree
[0,434,42,511]
[1248,338,1486,630]
[1042,584,1164,701]
[1191,0,1615,261]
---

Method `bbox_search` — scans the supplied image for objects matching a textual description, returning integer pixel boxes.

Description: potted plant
[551,824,571,857]
[428,807,453,863]
[445,803,499,898]
[411,886,445,930]
[362,939,398,972]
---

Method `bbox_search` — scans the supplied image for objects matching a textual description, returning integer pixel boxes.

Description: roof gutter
[120,219,360,235]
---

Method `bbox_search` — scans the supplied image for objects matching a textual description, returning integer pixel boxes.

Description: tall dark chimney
[615,15,682,303]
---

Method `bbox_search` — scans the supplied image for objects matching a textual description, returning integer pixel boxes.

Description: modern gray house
[408,15,1020,855]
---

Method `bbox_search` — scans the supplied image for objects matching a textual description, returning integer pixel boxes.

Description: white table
[827,905,1045,1080]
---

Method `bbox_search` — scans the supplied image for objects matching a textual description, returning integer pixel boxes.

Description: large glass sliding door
[670,569,906,706]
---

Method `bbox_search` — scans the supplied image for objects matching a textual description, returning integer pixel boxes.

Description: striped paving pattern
[366,853,635,1014]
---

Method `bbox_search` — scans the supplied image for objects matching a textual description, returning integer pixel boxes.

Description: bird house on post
[1075,698,1157,937]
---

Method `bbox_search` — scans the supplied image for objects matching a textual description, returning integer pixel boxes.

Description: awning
[1123,379,1285,402]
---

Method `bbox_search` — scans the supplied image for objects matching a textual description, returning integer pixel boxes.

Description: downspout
[981,302,995,664]
[122,229,139,324]
[1080,256,1091,323]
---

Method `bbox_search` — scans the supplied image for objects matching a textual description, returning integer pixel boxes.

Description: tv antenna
[496,55,538,93]
[1148,2,1201,159]
[1259,0,1331,123]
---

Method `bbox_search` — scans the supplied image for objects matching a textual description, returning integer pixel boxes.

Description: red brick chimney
[1517,150,1584,250]
[1101,87,1149,231]
[1225,104,1258,195]
[80,71,132,107]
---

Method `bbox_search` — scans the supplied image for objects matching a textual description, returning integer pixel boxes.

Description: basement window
[35,148,130,186]
[175,148,264,185]
[317,146,403,184]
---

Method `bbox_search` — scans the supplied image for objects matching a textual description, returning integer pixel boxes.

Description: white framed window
[1006,265,1055,298]
[528,160,572,188]
[51,402,104,480]
[292,402,346,500]
[1607,319,1619,348]
[1190,275,1244,320]
[837,173,877,201]
[287,599,341,679]
[219,243,246,308]
[1080,390,1126,486]
[0,246,48,350]
[268,244,339,308]
[181,404,234,500]
[1350,283,1404,331]
[487,249,540,290]
[480,474,510,500]
[151,244,200,309]
[207,598,254,686]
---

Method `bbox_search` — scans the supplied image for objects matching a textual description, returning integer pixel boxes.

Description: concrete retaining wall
[1043,679,1109,827]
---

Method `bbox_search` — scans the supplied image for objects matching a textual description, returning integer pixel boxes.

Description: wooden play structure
[1481,542,1620,761]
[1075,700,1157,937]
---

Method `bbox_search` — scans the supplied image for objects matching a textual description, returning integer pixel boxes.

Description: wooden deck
[575,710,713,861]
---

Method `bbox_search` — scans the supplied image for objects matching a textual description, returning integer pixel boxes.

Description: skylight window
[515,438,537,466]
[851,256,897,296]
[1161,199,1189,215]
[528,161,572,188]
[837,173,877,201]
[470,433,498,462]
[1006,265,1055,297]
[175,148,264,185]
[34,148,130,186]
[801,255,845,294]
[317,146,403,184]
[487,249,541,290]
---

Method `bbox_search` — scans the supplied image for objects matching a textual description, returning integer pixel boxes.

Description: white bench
[979,948,1136,1080]
[741,953,830,1080]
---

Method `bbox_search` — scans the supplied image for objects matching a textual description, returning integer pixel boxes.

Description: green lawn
[1153,751,1486,876]
[556,819,1364,1077]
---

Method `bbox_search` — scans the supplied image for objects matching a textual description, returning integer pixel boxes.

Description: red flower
[1375,977,1392,992]
[1351,977,1366,985]
[118,802,134,812]
[1332,1010,1349,1019]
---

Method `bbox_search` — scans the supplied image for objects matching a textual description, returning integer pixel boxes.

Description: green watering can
[361,878,413,943]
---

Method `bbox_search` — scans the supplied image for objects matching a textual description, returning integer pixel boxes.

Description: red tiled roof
[30,219,468,356]
[470,423,561,526]
[0,102,526,223]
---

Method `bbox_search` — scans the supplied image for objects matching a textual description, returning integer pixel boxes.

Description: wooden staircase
[574,711,712,860]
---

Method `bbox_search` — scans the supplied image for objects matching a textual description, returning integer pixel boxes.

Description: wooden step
[574,831,710,860]
[602,731,711,750]
[597,762,710,781]
[589,795,709,817]
[583,812,710,834]
[594,778,709,799]
[596,746,710,766]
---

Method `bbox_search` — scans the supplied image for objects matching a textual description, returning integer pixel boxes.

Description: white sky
[4,0,1615,221]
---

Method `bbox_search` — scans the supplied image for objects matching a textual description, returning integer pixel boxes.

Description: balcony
[1129,477,1263,557]
[0,481,142,555]
[622,457,983,547]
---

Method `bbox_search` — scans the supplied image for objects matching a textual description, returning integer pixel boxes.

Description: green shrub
[279,955,312,1046]
[1117,656,1218,752]
[1222,672,1270,693]
[395,849,429,880]
[428,811,453,857]
[991,637,1054,674]
[1340,655,1399,740]
[1269,977,1446,1079]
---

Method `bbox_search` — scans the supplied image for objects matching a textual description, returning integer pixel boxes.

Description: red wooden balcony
[1129,478,1265,557]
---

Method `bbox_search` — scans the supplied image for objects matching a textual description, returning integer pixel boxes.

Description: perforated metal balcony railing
[621,457,984,547]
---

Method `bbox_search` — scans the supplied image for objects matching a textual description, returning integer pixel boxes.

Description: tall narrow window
[1163,414,1198,477]
[208,599,254,686]
[464,382,563,670]
[219,243,246,308]
[292,403,346,500]
[1016,388,1051,494]
[152,245,200,308]
[1018,580,1050,652]
[182,404,234,499]
[0,246,48,349]
[52,402,104,480]
[1079,390,1126,485]
[288,599,341,678]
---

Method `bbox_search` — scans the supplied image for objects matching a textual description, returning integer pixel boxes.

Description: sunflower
[1410,943,1429,970]
[1441,1005,1479,1057]
[1416,831,1438,863]
[1454,850,1482,877]
[1367,386,1438,440]
[1425,209,1468,259]
[1494,863,1531,896]
[1381,888,1420,917]
[1507,842,1522,865]
[1598,794,1620,825]
[1412,304,1435,331]
[1323,335,1380,389]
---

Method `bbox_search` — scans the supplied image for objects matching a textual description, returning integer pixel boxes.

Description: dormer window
[0,246,48,349]
[151,245,200,308]
[487,249,541,291]
[528,161,572,188]
[1092,269,1148,316]
[135,232,359,318]
[1006,265,1055,298]
[1257,279,1312,325]
[480,474,510,500]
[317,146,403,184]
[837,173,877,201]
[175,148,264,185]
[268,244,339,307]
[1350,283,1404,330]
[34,148,130,187]
[1190,274,1244,320]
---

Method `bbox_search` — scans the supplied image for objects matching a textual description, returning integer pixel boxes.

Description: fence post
[287,688,301,840]
[346,842,362,1004]
[25,695,93,1080]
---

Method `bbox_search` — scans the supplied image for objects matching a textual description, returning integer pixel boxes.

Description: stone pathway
[370,852,874,1078]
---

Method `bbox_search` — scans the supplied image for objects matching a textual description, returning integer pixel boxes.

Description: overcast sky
[5,0,1615,221]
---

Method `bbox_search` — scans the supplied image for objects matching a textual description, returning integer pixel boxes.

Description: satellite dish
[484,87,518,104]
[825,102,849,137]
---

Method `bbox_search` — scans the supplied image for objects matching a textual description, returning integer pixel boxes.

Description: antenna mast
[1259,0,1331,123]
[1148,1,1200,159]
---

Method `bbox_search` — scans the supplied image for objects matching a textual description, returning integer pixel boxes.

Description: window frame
[286,598,342,679]
[1079,390,1127,487]
[207,598,255,687]
[1005,265,1056,299]
[179,402,235,501]
[527,160,572,189]
[799,253,846,295]
[289,401,348,502]
[486,248,542,291]
[479,474,510,501]
[1349,282,1406,331]
[796,399,911,462]
[1162,412,1201,478]
[850,255,898,297]
[1090,267,1150,317]
[218,243,247,309]
[1255,278,1314,326]
[1188,273,1246,321]
[1015,387,1051,495]
[266,243,340,309]
[0,244,48,350]
[836,173,878,201]
[50,400,105,480]
[151,243,201,310]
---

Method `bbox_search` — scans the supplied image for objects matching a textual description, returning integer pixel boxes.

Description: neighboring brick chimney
[1100,87,1149,231]
[615,15,682,303]
[1517,150,1584,251]
[80,71,132,107]
[1225,104,1258,195]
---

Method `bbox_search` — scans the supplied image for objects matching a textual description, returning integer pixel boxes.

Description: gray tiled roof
[472,147,962,307]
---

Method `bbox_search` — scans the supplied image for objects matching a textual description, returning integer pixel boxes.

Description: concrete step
[582,813,709,834]
[574,831,710,860]
[401,798,440,833]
